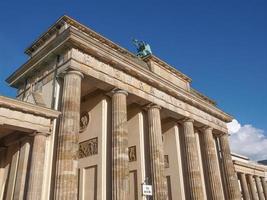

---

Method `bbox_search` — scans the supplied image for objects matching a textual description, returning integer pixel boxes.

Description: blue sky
[0,1,266,136]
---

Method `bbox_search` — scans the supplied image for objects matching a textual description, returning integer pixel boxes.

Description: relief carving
[80,112,89,132]
[139,82,144,90]
[84,54,93,65]
[164,155,169,168]
[150,87,155,95]
[114,69,119,78]
[79,137,98,159]
[128,146,137,162]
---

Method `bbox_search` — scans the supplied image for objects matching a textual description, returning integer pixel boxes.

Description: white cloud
[227,119,241,134]
[227,119,267,161]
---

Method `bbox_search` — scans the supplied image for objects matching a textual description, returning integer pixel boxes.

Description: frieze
[79,137,98,159]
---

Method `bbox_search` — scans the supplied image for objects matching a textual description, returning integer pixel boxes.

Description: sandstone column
[260,177,267,198]
[5,143,20,199]
[239,173,250,200]
[255,176,265,200]
[26,133,47,200]
[0,148,8,199]
[182,118,204,199]
[219,133,241,200]
[147,104,167,200]
[14,137,31,200]
[247,174,258,200]
[112,89,129,200]
[54,70,83,199]
[200,126,224,199]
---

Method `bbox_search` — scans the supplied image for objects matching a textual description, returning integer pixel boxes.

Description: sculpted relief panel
[128,146,137,162]
[71,48,226,131]
[79,137,98,159]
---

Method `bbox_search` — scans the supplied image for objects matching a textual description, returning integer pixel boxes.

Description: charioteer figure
[132,38,152,57]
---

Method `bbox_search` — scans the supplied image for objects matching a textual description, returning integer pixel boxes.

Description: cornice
[0,96,60,119]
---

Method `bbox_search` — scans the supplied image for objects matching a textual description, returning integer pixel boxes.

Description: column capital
[145,103,161,110]
[181,117,194,123]
[201,125,213,132]
[67,70,84,78]
[58,70,84,79]
[29,131,50,137]
[219,132,229,137]
[111,88,128,96]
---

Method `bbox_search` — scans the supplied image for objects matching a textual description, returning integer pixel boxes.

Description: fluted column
[112,89,129,200]
[182,118,204,199]
[54,70,83,199]
[260,177,267,198]
[0,147,7,199]
[14,137,31,200]
[239,173,251,200]
[26,133,47,200]
[5,143,20,199]
[147,104,167,200]
[219,133,241,200]
[247,174,259,200]
[255,176,265,200]
[201,126,224,199]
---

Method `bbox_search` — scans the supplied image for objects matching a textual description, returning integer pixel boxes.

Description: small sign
[142,184,152,196]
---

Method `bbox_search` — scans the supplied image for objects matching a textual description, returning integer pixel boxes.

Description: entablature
[66,44,232,123]
[0,95,60,119]
[233,160,267,177]
[6,15,233,132]
[58,50,229,132]
[0,96,60,142]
